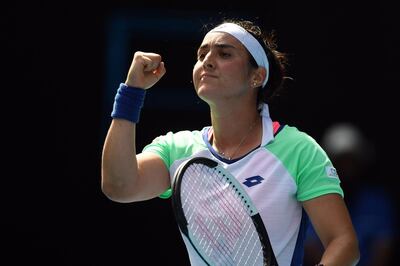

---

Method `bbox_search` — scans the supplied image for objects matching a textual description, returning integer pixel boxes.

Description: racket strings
[184,166,240,261]
[181,163,264,265]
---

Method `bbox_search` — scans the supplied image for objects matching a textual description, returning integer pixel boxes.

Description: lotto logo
[243,175,264,187]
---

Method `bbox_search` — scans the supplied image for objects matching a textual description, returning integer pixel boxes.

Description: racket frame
[171,157,278,266]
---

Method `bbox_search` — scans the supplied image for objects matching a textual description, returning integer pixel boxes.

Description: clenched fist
[125,51,166,89]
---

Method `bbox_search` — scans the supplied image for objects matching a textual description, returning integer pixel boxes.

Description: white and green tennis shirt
[142,106,343,266]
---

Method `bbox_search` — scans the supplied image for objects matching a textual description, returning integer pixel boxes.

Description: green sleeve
[268,126,343,201]
[295,135,344,201]
[142,132,174,199]
[141,130,206,199]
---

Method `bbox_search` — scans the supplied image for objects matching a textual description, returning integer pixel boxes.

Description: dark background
[5,1,399,265]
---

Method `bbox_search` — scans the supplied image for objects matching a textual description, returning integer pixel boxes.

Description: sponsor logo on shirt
[325,166,338,178]
[243,175,264,187]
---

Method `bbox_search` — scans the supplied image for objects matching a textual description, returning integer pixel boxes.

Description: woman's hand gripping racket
[172,157,278,266]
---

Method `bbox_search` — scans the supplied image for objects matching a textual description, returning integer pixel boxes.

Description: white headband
[207,22,269,88]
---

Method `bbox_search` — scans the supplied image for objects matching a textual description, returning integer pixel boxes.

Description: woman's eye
[220,52,231,58]
[197,53,205,60]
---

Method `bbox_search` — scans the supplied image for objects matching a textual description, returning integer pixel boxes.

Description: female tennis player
[101,18,360,266]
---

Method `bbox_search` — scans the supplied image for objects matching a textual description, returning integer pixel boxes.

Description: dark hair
[209,19,290,106]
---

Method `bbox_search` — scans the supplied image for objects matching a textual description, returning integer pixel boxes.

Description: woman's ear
[252,67,267,88]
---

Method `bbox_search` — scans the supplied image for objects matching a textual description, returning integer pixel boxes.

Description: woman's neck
[210,107,262,160]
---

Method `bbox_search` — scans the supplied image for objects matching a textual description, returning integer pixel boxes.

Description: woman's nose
[203,53,215,70]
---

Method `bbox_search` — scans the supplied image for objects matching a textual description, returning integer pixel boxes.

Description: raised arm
[101,52,170,203]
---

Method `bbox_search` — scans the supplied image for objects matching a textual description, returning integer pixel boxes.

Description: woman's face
[192,32,255,104]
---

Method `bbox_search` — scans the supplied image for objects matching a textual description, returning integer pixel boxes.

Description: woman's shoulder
[165,127,207,138]
[275,123,318,146]
[150,127,208,145]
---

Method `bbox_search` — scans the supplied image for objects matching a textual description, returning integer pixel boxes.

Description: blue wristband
[111,83,146,123]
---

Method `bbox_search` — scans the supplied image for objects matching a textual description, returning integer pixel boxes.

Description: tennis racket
[171,157,278,266]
